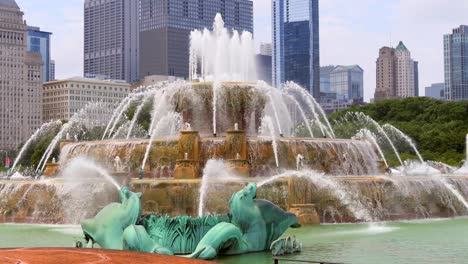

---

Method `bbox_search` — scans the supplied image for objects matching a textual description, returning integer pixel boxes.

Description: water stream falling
[284,94,314,137]
[198,160,241,216]
[356,129,389,169]
[127,93,152,139]
[102,97,131,140]
[36,123,71,173]
[11,120,62,171]
[62,157,120,191]
[383,124,425,163]
[353,112,403,166]
[260,116,280,168]
[284,82,330,138]
[258,170,374,222]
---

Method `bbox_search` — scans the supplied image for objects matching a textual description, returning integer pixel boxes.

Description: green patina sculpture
[80,183,301,259]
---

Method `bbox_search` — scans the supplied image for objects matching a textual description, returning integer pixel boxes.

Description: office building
[395,41,416,98]
[272,0,320,98]
[330,65,364,101]
[0,0,43,150]
[375,42,418,101]
[425,83,445,100]
[27,26,52,82]
[43,77,130,122]
[139,0,253,80]
[84,0,139,83]
[320,66,336,93]
[259,42,272,56]
[256,54,272,85]
[49,59,55,81]
[444,25,468,100]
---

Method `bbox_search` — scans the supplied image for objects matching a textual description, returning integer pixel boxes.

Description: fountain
[2,13,468,263]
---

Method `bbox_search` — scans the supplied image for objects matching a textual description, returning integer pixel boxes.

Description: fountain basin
[2,175,468,224]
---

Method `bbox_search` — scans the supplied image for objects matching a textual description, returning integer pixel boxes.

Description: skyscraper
[395,41,416,98]
[444,25,468,101]
[374,42,418,101]
[139,0,253,80]
[272,0,320,99]
[27,26,52,81]
[84,0,139,83]
[49,59,55,81]
[375,47,396,101]
[0,0,43,150]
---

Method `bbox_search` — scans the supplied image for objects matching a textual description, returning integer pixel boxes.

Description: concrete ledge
[0,248,216,264]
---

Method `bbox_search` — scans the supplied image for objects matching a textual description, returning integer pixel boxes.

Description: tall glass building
[272,0,320,99]
[139,0,253,80]
[27,26,52,82]
[444,25,468,101]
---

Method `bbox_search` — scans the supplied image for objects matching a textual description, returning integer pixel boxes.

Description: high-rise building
[0,0,43,150]
[395,41,416,98]
[330,65,364,101]
[256,54,272,85]
[444,25,468,101]
[425,83,445,100]
[49,59,55,81]
[259,42,272,56]
[43,77,130,122]
[139,0,253,80]
[375,47,396,101]
[374,42,418,101]
[26,26,52,82]
[272,0,320,99]
[84,0,139,83]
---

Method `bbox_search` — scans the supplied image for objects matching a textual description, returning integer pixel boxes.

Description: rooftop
[396,41,409,52]
[0,0,19,9]
[44,77,130,86]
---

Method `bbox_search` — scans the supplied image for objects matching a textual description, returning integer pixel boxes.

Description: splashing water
[36,123,71,173]
[62,157,120,191]
[12,120,62,171]
[198,160,241,216]
[258,170,374,222]
[260,116,280,168]
[383,124,424,163]
[356,129,389,169]
[189,13,256,82]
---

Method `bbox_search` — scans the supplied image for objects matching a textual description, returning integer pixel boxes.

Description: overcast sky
[17,0,468,101]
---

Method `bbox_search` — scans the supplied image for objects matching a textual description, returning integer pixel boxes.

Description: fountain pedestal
[227,159,250,177]
[289,204,320,226]
[174,131,200,179]
[225,130,250,176]
[43,163,60,177]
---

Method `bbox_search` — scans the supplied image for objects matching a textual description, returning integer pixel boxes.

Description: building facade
[84,0,139,83]
[0,0,43,151]
[375,42,418,101]
[319,66,336,93]
[375,47,396,101]
[49,59,55,81]
[256,54,272,85]
[26,26,52,82]
[139,0,253,80]
[425,83,445,100]
[272,0,320,99]
[329,65,364,101]
[444,25,468,101]
[259,42,272,56]
[43,77,130,122]
[395,41,416,98]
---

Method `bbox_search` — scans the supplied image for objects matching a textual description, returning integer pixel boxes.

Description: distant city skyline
[15,0,468,101]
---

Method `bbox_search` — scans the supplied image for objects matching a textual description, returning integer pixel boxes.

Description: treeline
[329,97,468,166]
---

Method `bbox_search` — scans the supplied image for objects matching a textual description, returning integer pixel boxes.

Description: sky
[16,0,468,101]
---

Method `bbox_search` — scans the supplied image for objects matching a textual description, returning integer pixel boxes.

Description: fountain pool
[2,217,468,264]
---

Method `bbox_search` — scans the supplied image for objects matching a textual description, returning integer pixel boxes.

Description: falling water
[284,82,330,138]
[106,94,140,139]
[383,124,424,163]
[258,170,374,222]
[198,160,240,216]
[127,94,151,139]
[260,116,280,168]
[36,123,71,173]
[284,94,314,138]
[212,82,220,136]
[356,129,389,169]
[267,91,284,136]
[353,112,403,166]
[102,97,131,140]
[11,120,62,171]
[62,157,120,191]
